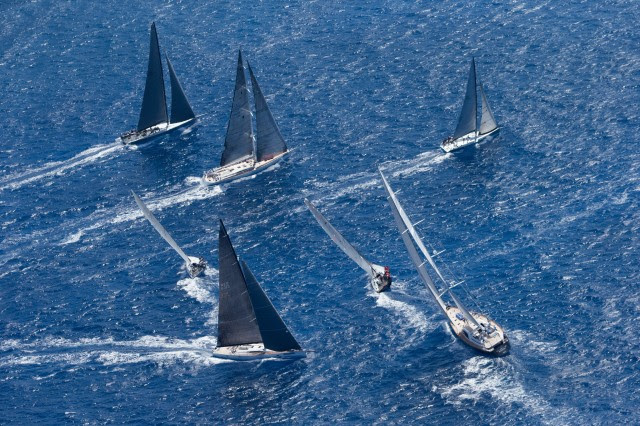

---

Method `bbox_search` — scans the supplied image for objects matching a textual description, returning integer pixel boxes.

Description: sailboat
[441,58,499,153]
[379,170,509,355]
[203,51,288,185]
[304,199,391,293]
[211,220,304,360]
[117,22,196,145]
[131,191,206,278]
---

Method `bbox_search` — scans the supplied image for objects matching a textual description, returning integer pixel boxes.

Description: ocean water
[1,0,639,424]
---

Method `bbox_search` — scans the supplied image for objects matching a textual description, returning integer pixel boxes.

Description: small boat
[131,191,206,278]
[304,199,391,293]
[379,170,509,355]
[117,23,196,145]
[203,51,288,185]
[211,220,304,360]
[441,58,499,153]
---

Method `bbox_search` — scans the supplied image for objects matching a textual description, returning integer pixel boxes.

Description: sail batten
[478,83,498,135]
[137,22,168,131]
[220,50,255,167]
[248,63,287,162]
[166,56,195,124]
[452,58,477,140]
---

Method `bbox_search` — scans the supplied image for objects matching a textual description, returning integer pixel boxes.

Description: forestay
[137,22,168,131]
[167,56,195,124]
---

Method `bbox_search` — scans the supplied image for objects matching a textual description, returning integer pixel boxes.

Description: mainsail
[166,56,196,124]
[240,261,301,352]
[217,220,263,347]
[137,22,168,131]
[304,199,372,273]
[131,191,191,265]
[478,83,498,135]
[248,63,288,162]
[220,50,255,167]
[452,58,477,140]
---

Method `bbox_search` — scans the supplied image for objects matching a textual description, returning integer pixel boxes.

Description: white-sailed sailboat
[304,199,391,293]
[379,170,509,355]
[211,220,304,360]
[131,191,206,278]
[441,58,499,153]
[117,22,196,145]
[203,51,288,185]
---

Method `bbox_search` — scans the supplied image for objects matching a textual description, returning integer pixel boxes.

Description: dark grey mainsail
[452,58,477,140]
[478,83,498,135]
[220,51,255,167]
[167,56,195,124]
[217,220,262,347]
[240,261,301,352]
[137,22,168,131]
[248,63,287,162]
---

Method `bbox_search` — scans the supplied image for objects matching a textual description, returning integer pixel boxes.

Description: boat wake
[177,267,219,326]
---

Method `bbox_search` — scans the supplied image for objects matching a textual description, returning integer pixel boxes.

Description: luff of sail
[166,56,195,124]
[217,220,263,347]
[248,63,288,162]
[240,260,301,352]
[220,50,255,167]
[452,58,477,140]
[131,191,191,265]
[304,199,372,273]
[137,22,168,131]
[478,83,498,135]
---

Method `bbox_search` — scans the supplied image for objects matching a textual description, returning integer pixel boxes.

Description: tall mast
[137,22,168,131]
[452,58,477,139]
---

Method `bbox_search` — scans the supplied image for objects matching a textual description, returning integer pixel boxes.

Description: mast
[240,260,301,351]
[478,82,498,135]
[217,220,262,347]
[131,191,191,265]
[304,199,372,273]
[166,56,196,124]
[220,50,255,167]
[452,58,477,140]
[248,63,288,162]
[137,22,168,131]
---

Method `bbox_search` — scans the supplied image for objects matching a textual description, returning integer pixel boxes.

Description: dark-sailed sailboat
[211,220,304,360]
[304,199,391,293]
[379,170,509,355]
[203,50,289,185]
[441,58,499,152]
[117,22,196,145]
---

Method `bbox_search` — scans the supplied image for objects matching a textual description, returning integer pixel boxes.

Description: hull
[117,118,195,145]
[446,306,510,356]
[211,343,305,361]
[370,264,392,293]
[440,127,500,153]
[202,151,287,186]
[186,256,207,278]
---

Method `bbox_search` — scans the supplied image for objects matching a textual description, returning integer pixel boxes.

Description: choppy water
[1,0,639,424]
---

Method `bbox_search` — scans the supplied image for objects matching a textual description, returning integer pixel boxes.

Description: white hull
[440,127,500,153]
[370,264,391,293]
[202,151,287,186]
[117,118,195,145]
[186,256,207,278]
[446,306,509,355]
[211,343,305,361]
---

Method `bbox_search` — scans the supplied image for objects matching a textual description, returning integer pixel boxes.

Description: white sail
[478,83,498,135]
[304,199,372,274]
[131,191,191,265]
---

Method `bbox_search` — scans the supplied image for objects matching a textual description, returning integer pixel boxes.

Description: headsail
[217,220,263,347]
[452,58,477,140]
[220,50,255,167]
[137,22,168,131]
[248,63,288,162]
[240,261,301,352]
[131,191,191,265]
[478,83,498,135]
[166,56,196,124]
[304,199,372,273]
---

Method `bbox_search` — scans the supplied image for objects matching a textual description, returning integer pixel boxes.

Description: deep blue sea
[1,0,639,424]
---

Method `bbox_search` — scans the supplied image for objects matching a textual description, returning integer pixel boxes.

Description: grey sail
[166,56,195,124]
[137,22,168,131]
[304,199,372,273]
[220,50,255,167]
[478,83,498,135]
[452,58,477,140]
[131,191,191,265]
[240,261,301,352]
[217,220,262,347]
[248,63,287,162]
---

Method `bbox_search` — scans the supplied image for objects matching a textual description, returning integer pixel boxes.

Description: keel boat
[131,191,206,278]
[379,170,509,355]
[304,199,391,293]
[441,58,499,153]
[117,23,196,145]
